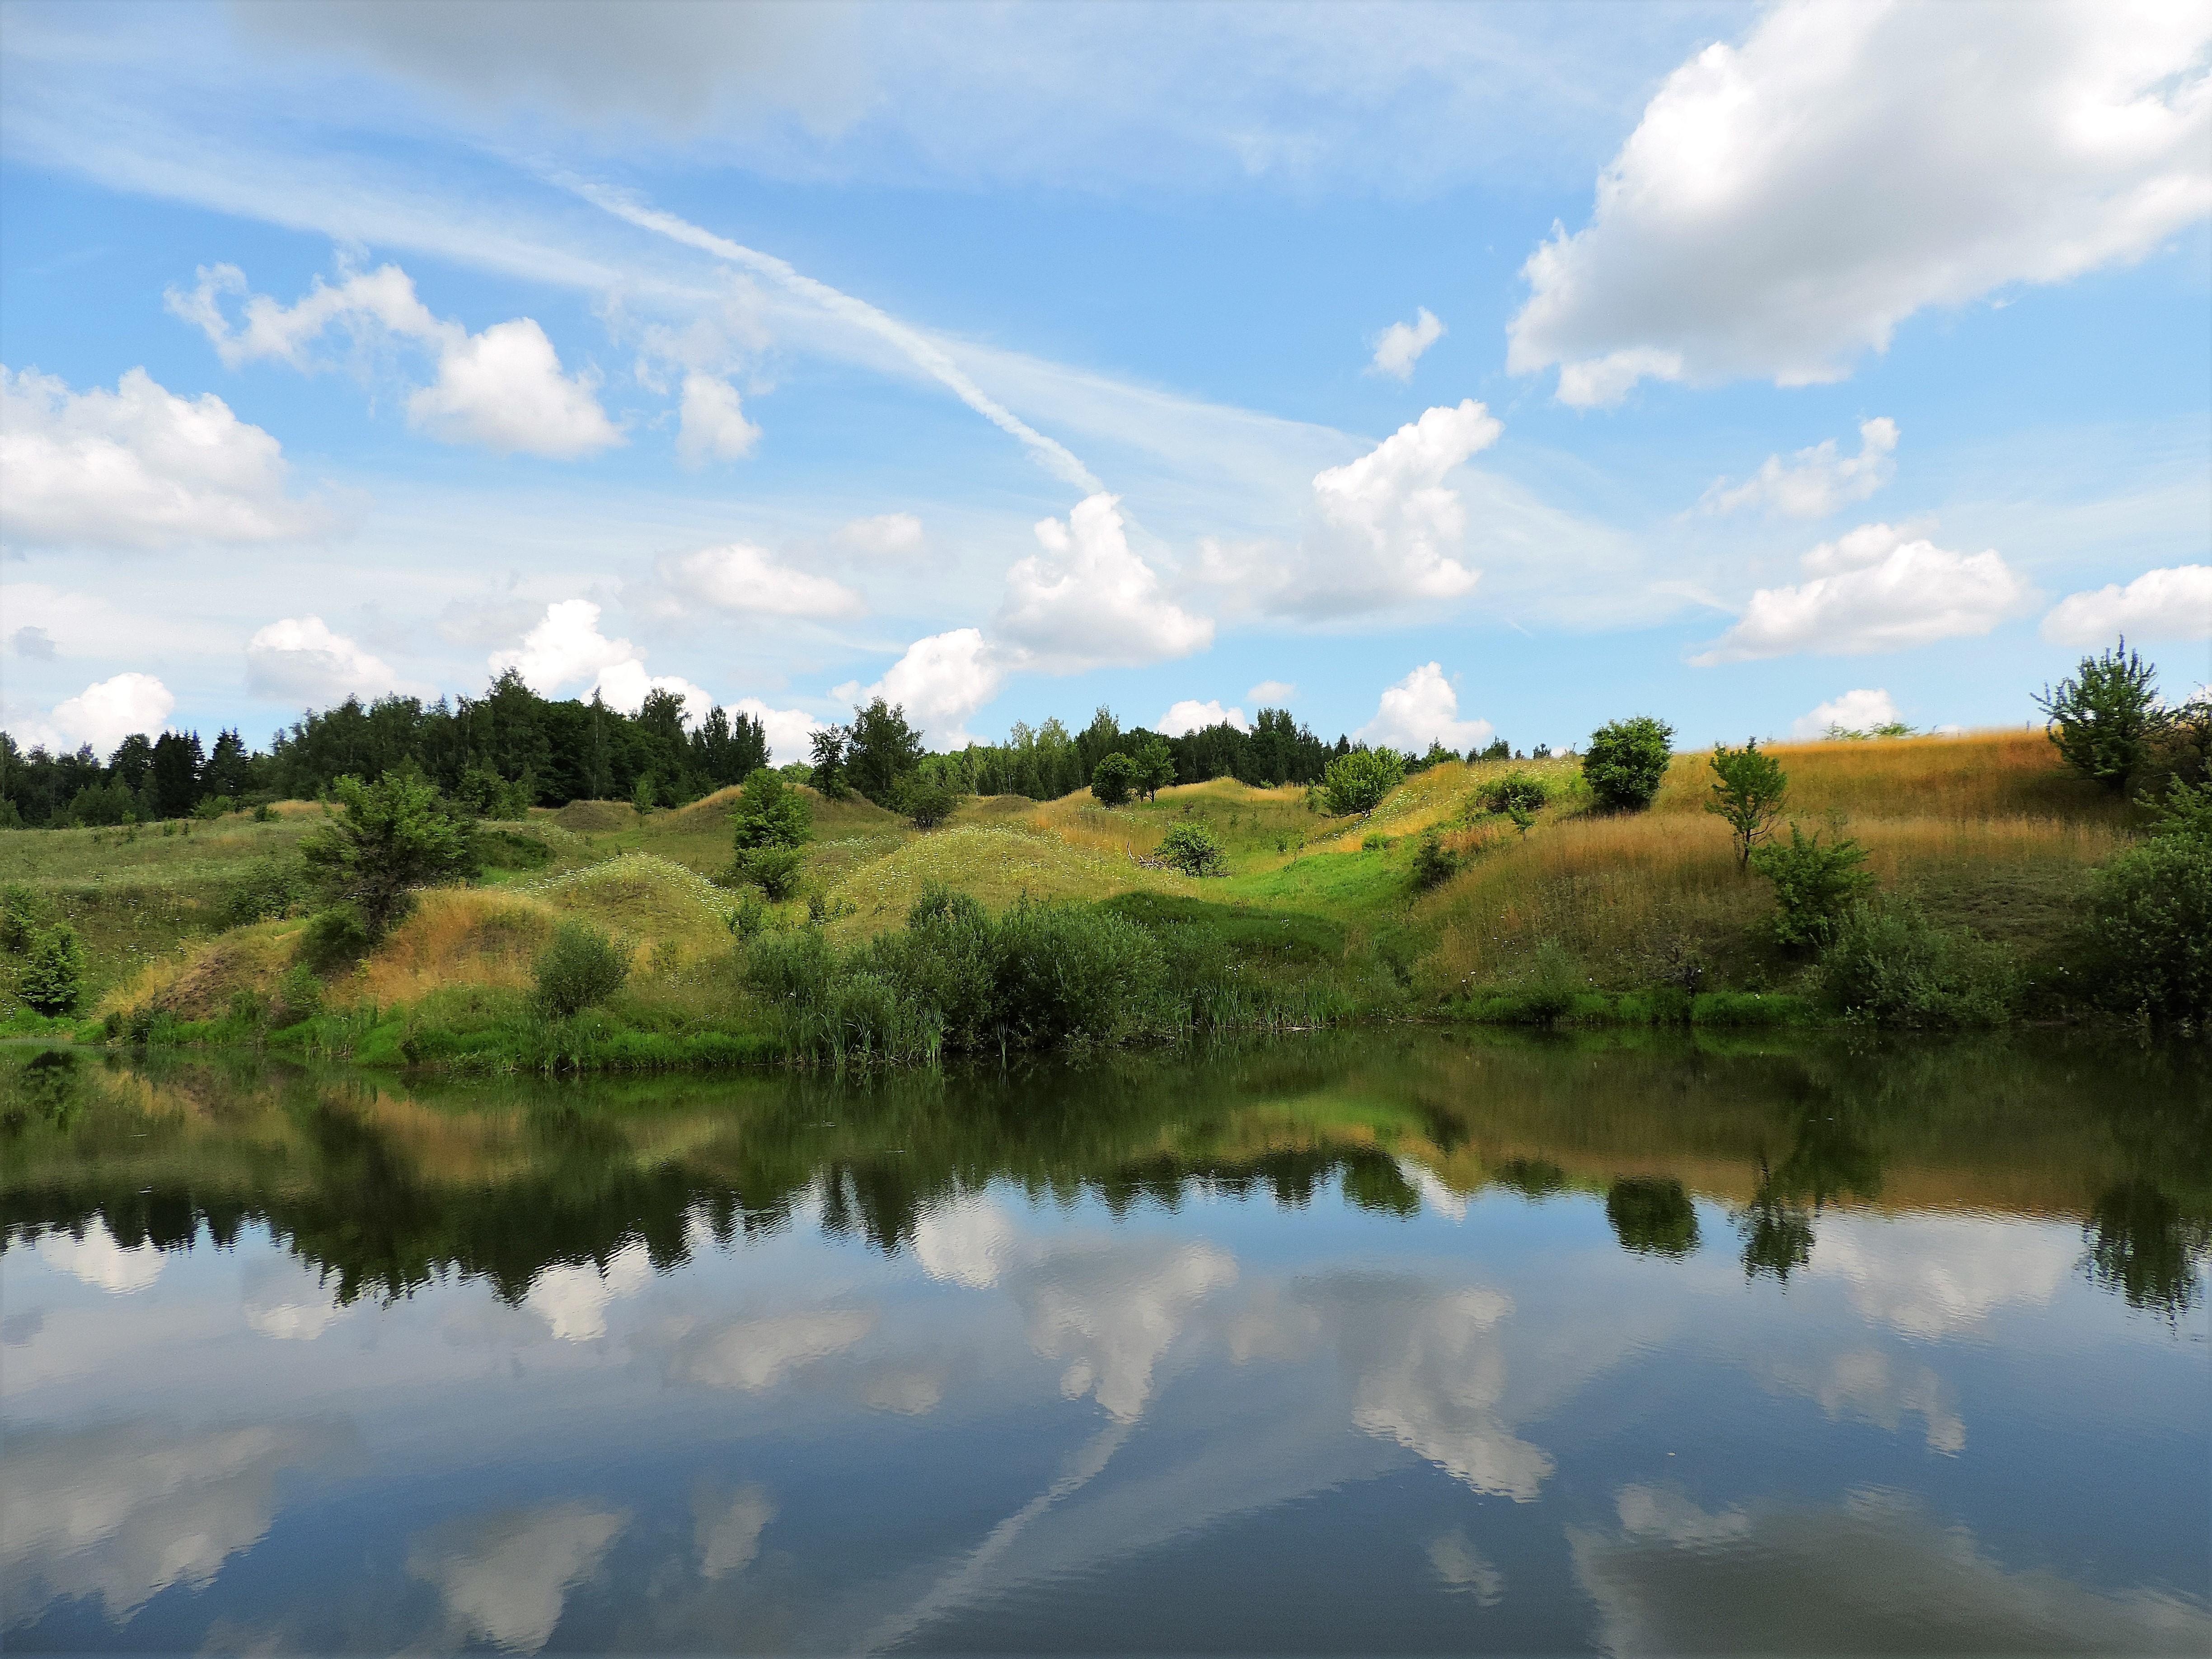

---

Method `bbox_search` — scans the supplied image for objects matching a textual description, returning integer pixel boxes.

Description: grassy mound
[823,825,1182,937]
[551,799,634,833]
[520,853,733,959]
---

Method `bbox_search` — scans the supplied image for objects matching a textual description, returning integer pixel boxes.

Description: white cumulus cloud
[170,263,621,459]
[488,599,708,717]
[661,542,862,619]
[1703,418,1899,518]
[245,616,405,706]
[1247,680,1297,704]
[1369,307,1446,380]
[1212,401,1500,620]
[1157,700,1247,737]
[1695,523,2030,665]
[843,628,1004,746]
[2041,564,2212,645]
[1793,688,1903,741]
[0,366,323,551]
[1508,3,2212,404]
[997,493,1213,670]
[1357,662,1493,753]
[24,674,178,756]
[728,697,824,766]
[675,372,760,464]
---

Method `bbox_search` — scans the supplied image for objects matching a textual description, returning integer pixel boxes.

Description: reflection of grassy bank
[5,1030,2205,1315]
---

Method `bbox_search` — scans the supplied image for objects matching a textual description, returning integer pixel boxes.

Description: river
[3,1031,2206,1654]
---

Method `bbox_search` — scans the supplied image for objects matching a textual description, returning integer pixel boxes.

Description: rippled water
[3,1032,2207,1654]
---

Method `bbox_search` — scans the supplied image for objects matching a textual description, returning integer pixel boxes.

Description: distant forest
[0,672,1451,829]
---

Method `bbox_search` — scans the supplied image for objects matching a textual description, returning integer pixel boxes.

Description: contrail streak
[566,177,1104,494]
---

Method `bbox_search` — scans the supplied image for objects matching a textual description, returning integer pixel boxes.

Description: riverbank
[0,729,2184,1073]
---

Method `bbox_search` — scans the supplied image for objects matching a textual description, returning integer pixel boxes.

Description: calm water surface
[3,1032,2207,1654]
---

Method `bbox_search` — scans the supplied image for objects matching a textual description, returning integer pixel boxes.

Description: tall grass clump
[1818,897,2016,1027]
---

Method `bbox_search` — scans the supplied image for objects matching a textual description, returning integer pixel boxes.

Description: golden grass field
[3,727,2139,1022]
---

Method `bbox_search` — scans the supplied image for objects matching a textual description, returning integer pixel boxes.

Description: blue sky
[3,0,2207,762]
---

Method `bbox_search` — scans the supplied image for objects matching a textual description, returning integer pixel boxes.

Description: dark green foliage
[736,845,806,900]
[725,887,769,939]
[1411,830,1458,890]
[534,920,630,1018]
[298,905,372,974]
[453,766,533,818]
[2138,692,2211,798]
[845,698,926,805]
[1132,735,1176,801]
[2082,1181,2203,1318]
[298,768,483,936]
[18,923,84,1014]
[1090,751,1139,807]
[731,767,811,851]
[1475,737,1511,761]
[1751,824,1875,947]
[1320,747,1406,816]
[1482,772,1549,815]
[2082,778,2212,1025]
[1705,739,1788,867]
[1409,741,1457,773]
[1,883,41,953]
[1818,898,2016,1026]
[891,773,958,828]
[225,855,305,926]
[150,730,205,819]
[1159,821,1227,877]
[808,728,848,799]
[1583,716,1674,811]
[1607,1178,1699,1257]
[2037,638,2163,793]
[481,830,552,870]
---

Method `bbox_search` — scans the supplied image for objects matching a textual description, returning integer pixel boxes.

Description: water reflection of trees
[5,1034,2206,1318]
[2081,1181,2206,1320]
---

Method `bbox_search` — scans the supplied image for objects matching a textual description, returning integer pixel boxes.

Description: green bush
[1411,830,1459,890]
[482,830,552,870]
[1482,772,1549,815]
[2037,637,2163,793]
[1750,824,1874,947]
[298,905,372,974]
[1818,898,2016,1027]
[1090,751,1139,807]
[17,924,84,1016]
[225,856,305,926]
[1159,821,1227,876]
[272,964,323,1026]
[731,766,811,850]
[737,844,806,900]
[894,773,960,829]
[534,920,631,1018]
[725,888,769,939]
[2082,778,2212,1025]
[299,767,482,936]
[0,884,42,954]
[1583,716,1674,811]
[1321,748,1406,816]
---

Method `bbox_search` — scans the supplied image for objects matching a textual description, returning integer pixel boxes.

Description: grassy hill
[0,729,2162,1066]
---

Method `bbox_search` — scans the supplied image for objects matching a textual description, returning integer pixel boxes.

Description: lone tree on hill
[1320,748,1406,816]
[845,698,926,805]
[1582,716,1675,811]
[1090,751,1139,807]
[2037,638,2164,793]
[1133,735,1176,801]
[299,767,483,936]
[1705,740,1789,869]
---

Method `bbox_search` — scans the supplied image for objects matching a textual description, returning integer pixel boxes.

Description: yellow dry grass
[519,852,733,958]
[103,923,300,1019]
[1415,731,2123,991]
[355,889,557,1003]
